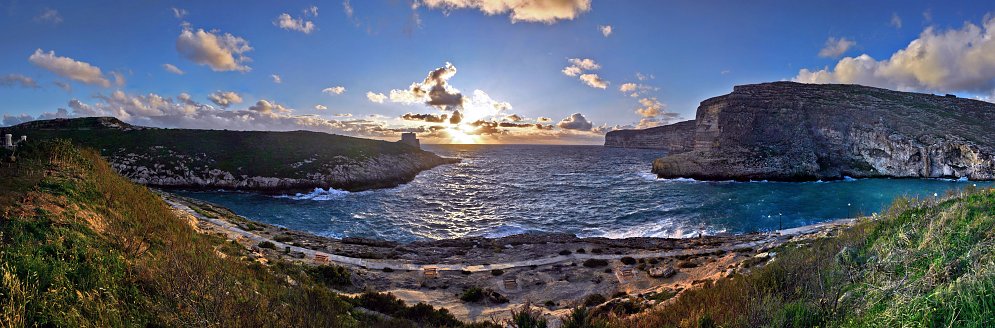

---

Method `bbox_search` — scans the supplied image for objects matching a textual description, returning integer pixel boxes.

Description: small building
[2,134,26,151]
[399,132,420,149]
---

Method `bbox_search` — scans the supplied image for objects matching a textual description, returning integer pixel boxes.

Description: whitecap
[276,187,350,201]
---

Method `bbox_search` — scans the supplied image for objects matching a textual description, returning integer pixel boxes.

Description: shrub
[560,307,594,328]
[620,257,637,265]
[460,287,484,302]
[257,241,276,249]
[559,250,572,256]
[583,294,607,307]
[583,259,609,268]
[677,261,698,268]
[307,265,351,287]
[382,267,394,273]
[576,248,586,254]
[506,303,547,328]
[273,235,293,242]
[491,269,504,276]
[544,300,556,307]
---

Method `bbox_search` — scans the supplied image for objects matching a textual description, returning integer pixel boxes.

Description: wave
[276,187,350,201]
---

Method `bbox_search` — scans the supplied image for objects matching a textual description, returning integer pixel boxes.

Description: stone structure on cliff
[399,132,421,149]
[604,120,696,152]
[650,82,995,181]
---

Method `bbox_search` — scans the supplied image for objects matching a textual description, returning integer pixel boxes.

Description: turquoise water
[177,145,992,242]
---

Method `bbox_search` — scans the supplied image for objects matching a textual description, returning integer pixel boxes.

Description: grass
[602,186,995,327]
[0,140,486,327]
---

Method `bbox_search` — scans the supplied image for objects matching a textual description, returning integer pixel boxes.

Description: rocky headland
[647,82,995,181]
[604,120,696,151]
[4,117,458,192]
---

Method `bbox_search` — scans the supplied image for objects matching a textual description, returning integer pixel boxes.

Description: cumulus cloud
[449,110,463,124]
[271,74,282,83]
[207,91,243,108]
[366,91,387,103]
[419,0,591,24]
[334,113,353,117]
[0,74,40,88]
[890,13,902,29]
[818,37,856,58]
[315,104,328,110]
[2,114,35,126]
[557,112,593,130]
[388,62,465,110]
[28,49,111,87]
[618,82,656,97]
[795,15,995,94]
[323,86,346,94]
[567,58,600,71]
[599,25,612,37]
[635,97,666,117]
[34,8,62,25]
[248,100,291,114]
[176,26,253,72]
[275,12,316,34]
[579,73,607,89]
[162,63,185,75]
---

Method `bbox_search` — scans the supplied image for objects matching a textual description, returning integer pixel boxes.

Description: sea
[177,145,992,242]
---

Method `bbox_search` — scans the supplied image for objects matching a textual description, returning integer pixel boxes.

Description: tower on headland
[399,132,420,149]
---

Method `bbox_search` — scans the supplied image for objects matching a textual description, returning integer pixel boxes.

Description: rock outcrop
[604,120,696,152]
[652,82,995,181]
[8,117,459,192]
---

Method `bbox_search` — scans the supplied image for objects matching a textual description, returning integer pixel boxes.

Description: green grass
[0,140,484,327]
[608,186,995,328]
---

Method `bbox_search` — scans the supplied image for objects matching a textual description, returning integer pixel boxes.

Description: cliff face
[8,117,458,192]
[604,120,696,152]
[653,82,995,181]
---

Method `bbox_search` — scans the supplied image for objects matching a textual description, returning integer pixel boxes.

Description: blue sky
[2,0,994,143]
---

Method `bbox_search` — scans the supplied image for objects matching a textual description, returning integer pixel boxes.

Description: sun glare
[448,127,478,144]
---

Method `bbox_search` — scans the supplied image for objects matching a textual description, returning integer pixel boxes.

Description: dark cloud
[401,113,448,123]
[0,74,40,88]
[449,110,463,124]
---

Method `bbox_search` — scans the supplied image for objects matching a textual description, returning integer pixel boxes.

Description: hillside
[652,82,995,181]
[0,140,494,327]
[3,117,458,192]
[604,120,696,151]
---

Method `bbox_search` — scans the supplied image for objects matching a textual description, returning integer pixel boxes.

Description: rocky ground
[162,192,857,324]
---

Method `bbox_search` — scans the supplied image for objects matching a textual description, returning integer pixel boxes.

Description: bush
[583,259,609,268]
[307,265,351,287]
[257,241,276,249]
[583,294,607,307]
[273,235,293,242]
[576,248,586,254]
[560,307,594,328]
[559,250,572,256]
[620,257,637,265]
[506,303,547,328]
[460,287,485,302]
[491,269,505,276]
[677,261,698,268]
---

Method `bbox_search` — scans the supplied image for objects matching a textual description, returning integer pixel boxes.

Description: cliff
[604,120,696,152]
[6,117,458,192]
[653,82,995,181]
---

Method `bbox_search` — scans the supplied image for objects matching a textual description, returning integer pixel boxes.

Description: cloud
[366,92,387,103]
[34,8,62,25]
[162,63,185,75]
[561,66,582,77]
[578,73,608,89]
[567,58,600,70]
[419,0,592,24]
[53,81,71,92]
[271,74,282,83]
[890,12,902,29]
[274,12,317,34]
[449,110,463,124]
[111,71,126,87]
[172,7,188,19]
[599,25,612,37]
[636,72,654,81]
[334,113,353,117]
[0,74,40,88]
[28,49,111,87]
[818,37,856,58]
[207,91,243,108]
[176,26,253,72]
[635,97,666,117]
[2,114,35,126]
[248,100,292,114]
[315,105,328,110]
[38,108,71,121]
[322,86,346,94]
[795,15,995,94]
[537,116,552,122]
[388,62,465,110]
[557,112,593,130]
[402,113,448,123]
[504,114,524,121]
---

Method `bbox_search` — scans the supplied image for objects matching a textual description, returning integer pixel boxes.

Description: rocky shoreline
[162,191,857,323]
[638,82,995,181]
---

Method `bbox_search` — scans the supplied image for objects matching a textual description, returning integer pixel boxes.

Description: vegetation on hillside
[0,140,483,327]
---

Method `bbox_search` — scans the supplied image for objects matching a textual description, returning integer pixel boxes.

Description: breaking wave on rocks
[277,188,350,201]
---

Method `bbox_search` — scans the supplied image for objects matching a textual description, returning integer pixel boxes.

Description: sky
[2,0,995,144]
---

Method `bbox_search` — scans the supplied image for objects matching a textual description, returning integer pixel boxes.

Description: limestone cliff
[604,120,696,152]
[652,82,995,181]
[6,117,458,192]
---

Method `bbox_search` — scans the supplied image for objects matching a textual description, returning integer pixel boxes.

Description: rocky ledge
[652,82,995,181]
[604,120,696,152]
[5,117,459,192]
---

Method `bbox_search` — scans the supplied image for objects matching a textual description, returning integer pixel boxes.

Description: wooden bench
[503,277,518,290]
[314,253,329,263]
[423,267,438,278]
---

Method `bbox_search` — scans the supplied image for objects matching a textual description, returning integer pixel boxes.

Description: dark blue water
[177,145,992,242]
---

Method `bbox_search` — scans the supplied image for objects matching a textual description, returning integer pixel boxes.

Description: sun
[447,126,479,144]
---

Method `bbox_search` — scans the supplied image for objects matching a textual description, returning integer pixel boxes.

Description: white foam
[481,224,530,238]
[276,187,350,201]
